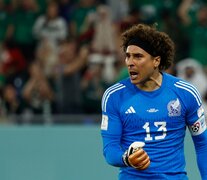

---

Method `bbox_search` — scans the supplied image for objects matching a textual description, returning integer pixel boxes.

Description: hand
[122,142,150,170]
[128,148,150,170]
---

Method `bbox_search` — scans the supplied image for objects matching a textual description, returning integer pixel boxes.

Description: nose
[125,56,134,68]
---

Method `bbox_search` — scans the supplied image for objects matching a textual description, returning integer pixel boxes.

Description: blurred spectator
[53,40,89,114]
[33,0,68,48]
[119,7,141,33]
[7,0,40,62]
[36,0,47,14]
[1,0,207,124]
[106,0,129,22]
[0,61,6,89]
[91,4,117,54]
[89,4,119,84]
[158,6,190,62]
[0,60,6,122]
[69,0,97,39]
[81,62,108,114]
[2,83,26,122]
[0,91,7,122]
[128,0,159,24]
[58,0,75,23]
[35,39,58,78]
[178,0,207,70]
[0,0,12,42]
[22,61,55,123]
[176,58,207,111]
[0,40,27,79]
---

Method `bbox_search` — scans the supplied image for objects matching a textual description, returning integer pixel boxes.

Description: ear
[153,56,161,68]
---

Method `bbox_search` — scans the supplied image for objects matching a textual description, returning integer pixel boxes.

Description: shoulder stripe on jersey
[102,83,125,112]
[174,81,201,106]
[177,81,202,103]
[174,84,201,106]
[178,81,201,97]
[101,83,123,110]
[103,85,126,112]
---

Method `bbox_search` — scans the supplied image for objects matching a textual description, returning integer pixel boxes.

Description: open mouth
[129,71,138,80]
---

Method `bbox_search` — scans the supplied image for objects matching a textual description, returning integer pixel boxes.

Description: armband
[188,115,206,136]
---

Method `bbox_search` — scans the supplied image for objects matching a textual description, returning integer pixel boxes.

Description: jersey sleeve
[188,105,207,179]
[100,84,125,167]
[179,81,207,179]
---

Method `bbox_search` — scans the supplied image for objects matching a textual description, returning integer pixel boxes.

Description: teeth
[131,74,138,79]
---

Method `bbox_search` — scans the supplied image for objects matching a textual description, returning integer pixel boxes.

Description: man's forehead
[126,45,147,54]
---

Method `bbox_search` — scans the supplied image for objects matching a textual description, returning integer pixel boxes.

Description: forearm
[177,0,193,25]
[104,144,125,167]
[22,80,36,100]
[193,130,207,179]
[102,134,125,167]
[64,47,88,75]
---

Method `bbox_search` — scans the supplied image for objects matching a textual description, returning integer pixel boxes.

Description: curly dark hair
[121,23,175,70]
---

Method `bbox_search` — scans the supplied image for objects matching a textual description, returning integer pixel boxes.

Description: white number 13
[143,122,167,141]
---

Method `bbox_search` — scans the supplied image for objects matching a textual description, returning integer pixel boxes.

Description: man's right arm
[101,111,125,167]
[101,86,126,167]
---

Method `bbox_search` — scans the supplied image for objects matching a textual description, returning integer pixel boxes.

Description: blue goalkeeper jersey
[101,72,207,180]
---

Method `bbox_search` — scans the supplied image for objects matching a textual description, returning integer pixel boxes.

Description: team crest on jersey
[167,98,181,117]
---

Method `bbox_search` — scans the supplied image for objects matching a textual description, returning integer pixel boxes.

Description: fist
[122,142,150,170]
[128,148,150,170]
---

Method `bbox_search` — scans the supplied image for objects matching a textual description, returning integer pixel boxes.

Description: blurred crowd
[0,0,207,124]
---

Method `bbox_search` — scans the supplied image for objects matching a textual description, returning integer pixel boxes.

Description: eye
[134,53,143,59]
[125,53,130,58]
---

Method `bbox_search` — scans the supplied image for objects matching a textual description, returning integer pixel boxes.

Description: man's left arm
[189,115,207,179]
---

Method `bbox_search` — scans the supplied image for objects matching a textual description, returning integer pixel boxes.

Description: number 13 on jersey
[143,122,167,141]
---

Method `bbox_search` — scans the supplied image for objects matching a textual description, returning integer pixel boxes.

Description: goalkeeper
[100,23,207,180]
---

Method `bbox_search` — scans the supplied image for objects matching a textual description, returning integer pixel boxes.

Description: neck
[137,72,163,91]
[149,76,162,87]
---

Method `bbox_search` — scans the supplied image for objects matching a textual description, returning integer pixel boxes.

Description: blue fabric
[101,72,207,179]
[192,130,207,180]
